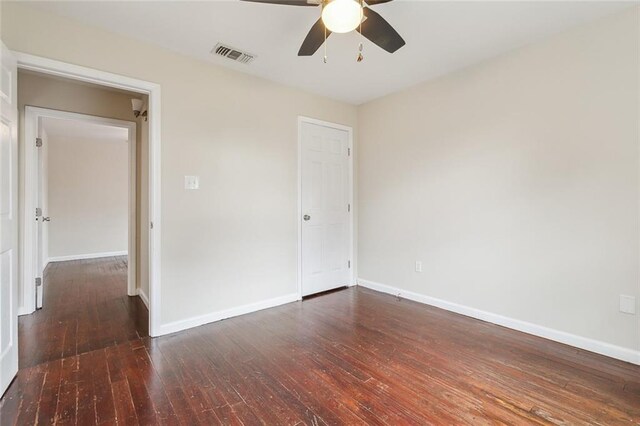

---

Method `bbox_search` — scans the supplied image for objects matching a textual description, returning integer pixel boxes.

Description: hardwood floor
[18,256,148,369]
[1,259,639,424]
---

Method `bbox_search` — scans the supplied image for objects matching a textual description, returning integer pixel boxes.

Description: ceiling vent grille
[212,43,256,64]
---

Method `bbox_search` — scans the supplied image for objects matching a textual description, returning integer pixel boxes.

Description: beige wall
[6,2,636,354]
[47,133,128,258]
[2,2,358,326]
[358,8,639,351]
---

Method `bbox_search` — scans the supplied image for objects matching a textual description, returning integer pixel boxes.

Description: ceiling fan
[240,0,405,57]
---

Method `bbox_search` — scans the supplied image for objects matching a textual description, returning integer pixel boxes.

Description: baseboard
[157,292,300,336]
[18,306,35,316]
[47,251,128,263]
[358,278,640,366]
[136,288,149,309]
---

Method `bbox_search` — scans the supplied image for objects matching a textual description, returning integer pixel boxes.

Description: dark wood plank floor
[1,259,639,424]
[18,256,148,369]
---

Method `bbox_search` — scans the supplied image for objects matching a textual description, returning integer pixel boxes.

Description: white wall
[46,131,128,259]
[358,7,639,354]
[2,3,358,329]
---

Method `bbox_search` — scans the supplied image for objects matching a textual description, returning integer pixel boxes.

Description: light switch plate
[185,176,199,190]
[415,261,422,273]
[620,295,636,315]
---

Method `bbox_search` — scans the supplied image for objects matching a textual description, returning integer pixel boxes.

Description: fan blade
[298,18,332,56]
[357,7,405,53]
[239,0,317,6]
[365,0,393,5]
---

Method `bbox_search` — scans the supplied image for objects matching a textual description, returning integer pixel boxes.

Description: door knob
[303,215,311,221]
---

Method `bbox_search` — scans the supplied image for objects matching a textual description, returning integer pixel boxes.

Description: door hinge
[35,207,42,217]
[36,138,43,148]
[348,147,351,156]
[348,204,351,212]
[150,221,154,229]
[348,260,351,268]
[35,277,42,287]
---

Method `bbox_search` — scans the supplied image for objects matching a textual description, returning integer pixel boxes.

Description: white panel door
[35,126,44,310]
[0,41,18,397]
[301,121,351,297]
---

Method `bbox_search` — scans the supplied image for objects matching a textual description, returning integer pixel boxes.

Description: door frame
[14,52,163,337]
[24,107,137,302]
[297,116,355,299]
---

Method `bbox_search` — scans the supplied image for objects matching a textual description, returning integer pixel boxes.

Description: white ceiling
[42,117,129,142]
[28,0,636,104]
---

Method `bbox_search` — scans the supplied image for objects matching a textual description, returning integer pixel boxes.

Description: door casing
[297,116,355,299]
[14,52,163,337]
[24,107,137,308]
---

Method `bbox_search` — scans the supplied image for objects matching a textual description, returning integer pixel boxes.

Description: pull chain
[357,0,364,62]
[323,23,328,63]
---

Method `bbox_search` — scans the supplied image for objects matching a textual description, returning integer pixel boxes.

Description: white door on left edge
[300,120,351,297]
[0,41,18,397]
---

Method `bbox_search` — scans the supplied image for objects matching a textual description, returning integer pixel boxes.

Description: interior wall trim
[157,292,300,336]
[14,51,163,337]
[47,251,129,263]
[137,287,150,309]
[357,278,640,366]
[297,116,355,299]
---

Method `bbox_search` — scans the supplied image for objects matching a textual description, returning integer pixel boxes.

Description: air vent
[212,43,256,64]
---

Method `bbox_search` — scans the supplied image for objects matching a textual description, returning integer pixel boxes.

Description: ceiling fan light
[321,0,362,34]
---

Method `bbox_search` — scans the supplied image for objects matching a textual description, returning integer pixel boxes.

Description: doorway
[25,107,137,309]
[298,117,354,297]
[14,53,162,340]
[0,45,162,398]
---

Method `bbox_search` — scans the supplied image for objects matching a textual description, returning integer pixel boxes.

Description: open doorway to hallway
[17,70,150,368]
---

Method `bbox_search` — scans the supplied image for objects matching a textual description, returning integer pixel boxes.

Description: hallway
[18,257,148,369]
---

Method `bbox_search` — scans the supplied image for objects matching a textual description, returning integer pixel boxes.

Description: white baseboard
[18,306,35,316]
[157,292,300,336]
[358,278,640,366]
[136,287,149,309]
[47,251,128,263]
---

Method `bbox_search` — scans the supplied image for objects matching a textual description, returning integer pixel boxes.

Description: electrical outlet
[184,176,199,190]
[620,295,636,315]
[415,261,422,273]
